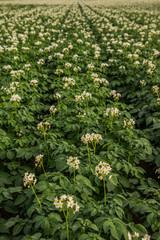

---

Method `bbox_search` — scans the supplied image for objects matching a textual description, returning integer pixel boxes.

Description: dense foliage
[0,2,160,240]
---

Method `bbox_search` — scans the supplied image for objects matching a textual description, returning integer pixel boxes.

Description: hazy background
[0,0,160,5]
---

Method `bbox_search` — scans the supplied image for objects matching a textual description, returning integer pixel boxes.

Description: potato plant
[0,2,160,240]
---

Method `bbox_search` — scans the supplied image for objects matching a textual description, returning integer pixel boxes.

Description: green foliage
[0,2,159,240]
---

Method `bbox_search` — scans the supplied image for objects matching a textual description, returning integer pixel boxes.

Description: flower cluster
[79,112,86,118]
[110,90,121,101]
[155,168,160,178]
[73,54,78,60]
[35,154,43,167]
[152,85,159,96]
[16,130,22,137]
[77,39,83,44]
[91,73,99,79]
[23,172,37,188]
[73,66,81,73]
[55,68,63,76]
[37,121,51,132]
[63,48,69,54]
[123,119,135,129]
[37,59,45,66]
[94,46,101,59]
[10,94,21,102]
[105,107,120,117]
[88,63,94,70]
[30,79,38,87]
[54,52,64,60]
[67,156,80,169]
[95,161,112,180]
[3,65,12,71]
[54,195,80,212]
[94,78,109,87]
[62,77,75,89]
[140,80,146,87]
[1,81,19,95]
[50,105,57,114]
[157,98,160,105]
[81,133,102,144]
[10,70,24,78]
[54,93,61,99]
[128,232,150,240]
[142,235,150,240]
[101,63,109,69]
[65,62,72,69]
[75,91,92,102]
[24,63,31,70]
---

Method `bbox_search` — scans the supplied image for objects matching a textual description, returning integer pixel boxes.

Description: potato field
[0,1,160,240]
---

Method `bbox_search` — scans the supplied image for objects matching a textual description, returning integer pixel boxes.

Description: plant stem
[86,99,88,110]
[87,143,91,166]
[43,132,46,142]
[58,75,60,90]
[63,208,69,240]
[41,161,47,179]
[74,168,76,193]
[110,116,113,134]
[58,100,61,110]
[103,177,106,206]
[99,226,102,236]
[93,142,96,155]
[31,184,42,207]
[66,210,69,240]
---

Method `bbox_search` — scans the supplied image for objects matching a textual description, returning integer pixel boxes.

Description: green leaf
[56,155,68,172]
[87,222,99,232]
[0,218,9,233]
[72,221,81,232]
[15,194,26,205]
[134,224,147,235]
[110,224,119,240]
[36,181,48,192]
[25,151,33,160]
[16,148,25,158]
[115,207,124,219]
[48,213,63,222]
[44,219,50,235]
[0,236,10,240]
[34,216,44,229]
[109,175,118,186]
[147,212,155,225]
[13,223,23,236]
[31,233,42,240]
[7,150,15,160]
[148,178,159,189]
[116,163,121,171]
[146,116,153,126]
[107,181,115,192]
[0,129,6,136]
[5,218,17,228]
[76,174,95,191]
[27,206,35,218]
[113,218,128,240]
[103,219,112,233]
[23,224,32,235]
[0,171,11,187]
[119,176,130,188]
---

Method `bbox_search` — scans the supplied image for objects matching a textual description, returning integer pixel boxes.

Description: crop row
[0,3,160,240]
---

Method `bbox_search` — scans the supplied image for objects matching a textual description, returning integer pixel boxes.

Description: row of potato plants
[0,2,159,240]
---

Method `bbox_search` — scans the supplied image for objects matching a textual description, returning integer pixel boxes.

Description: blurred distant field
[0,1,160,240]
[0,0,160,6]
